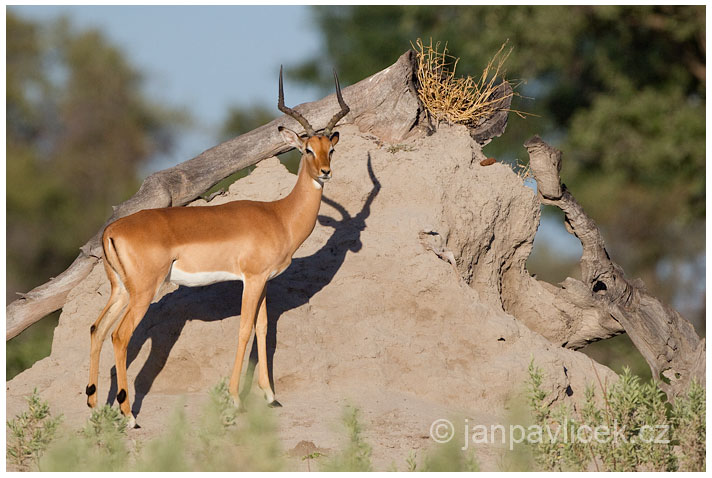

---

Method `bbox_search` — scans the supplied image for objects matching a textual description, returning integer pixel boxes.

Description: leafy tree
[288,5,705,320]
[219,104,274,143]
[6,11,184,377]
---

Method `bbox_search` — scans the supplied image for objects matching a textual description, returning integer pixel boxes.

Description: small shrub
[6,389,63,470]
[133,406,189,471]
[301,451,325,472]
[671,379,706,471]
[413,437,479,471]
[215,387,284,471]
[39,380,284,472]
[208,377,240,427]
[321,405,372,471]
[84,404,129,443]
[40,405,130,471]
[526,360,705,471]
[405,450,418,471]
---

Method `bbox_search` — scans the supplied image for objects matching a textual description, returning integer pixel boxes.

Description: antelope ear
[329,131,340,146]
[279,126,305,152]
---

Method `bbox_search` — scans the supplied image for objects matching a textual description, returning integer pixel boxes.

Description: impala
[86,66,350,428]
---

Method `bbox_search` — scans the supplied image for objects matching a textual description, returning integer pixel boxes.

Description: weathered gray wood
[502,272,627,350]
[469,82,513,145]
[524,135,705,398]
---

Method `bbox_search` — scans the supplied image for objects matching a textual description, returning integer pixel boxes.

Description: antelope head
[278,65,350,183]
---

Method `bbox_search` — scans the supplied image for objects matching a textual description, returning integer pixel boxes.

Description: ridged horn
[277,65,316,137]
[324,69,350,136]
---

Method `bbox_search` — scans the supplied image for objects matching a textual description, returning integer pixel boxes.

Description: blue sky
[9,5,324,171]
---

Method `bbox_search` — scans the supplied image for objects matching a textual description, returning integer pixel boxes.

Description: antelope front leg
[229,277,267,410]
[255,295,280,407]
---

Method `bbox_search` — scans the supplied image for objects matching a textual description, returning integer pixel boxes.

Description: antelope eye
[305,148,314,156]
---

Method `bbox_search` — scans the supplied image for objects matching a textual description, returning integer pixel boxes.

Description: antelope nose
[321,169,331,176]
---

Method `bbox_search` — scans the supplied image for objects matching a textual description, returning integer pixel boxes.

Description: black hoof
[267,399,283,408]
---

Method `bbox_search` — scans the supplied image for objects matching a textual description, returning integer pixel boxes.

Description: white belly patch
[168,264,242,287]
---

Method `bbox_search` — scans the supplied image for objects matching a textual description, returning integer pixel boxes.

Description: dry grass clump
[515,157,532,180]
[413,38,526,127]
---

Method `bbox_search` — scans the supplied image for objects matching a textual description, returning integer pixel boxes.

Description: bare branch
[523,135,704,398]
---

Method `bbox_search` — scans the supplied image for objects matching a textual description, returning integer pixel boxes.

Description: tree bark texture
[522,135,705,398]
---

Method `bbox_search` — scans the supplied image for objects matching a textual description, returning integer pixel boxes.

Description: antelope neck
[276,157,324,252]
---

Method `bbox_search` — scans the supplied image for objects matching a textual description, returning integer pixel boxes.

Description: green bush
[408,435,479,471]
[30,380,285,472]
[527,360,705,471]
[321,405,373,471]
[10,372,702,472]
[671,380,706,471]
[40,405,130,471]
[6,389,63,470]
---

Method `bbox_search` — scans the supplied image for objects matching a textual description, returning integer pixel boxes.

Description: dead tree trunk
[523,135,705,399]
